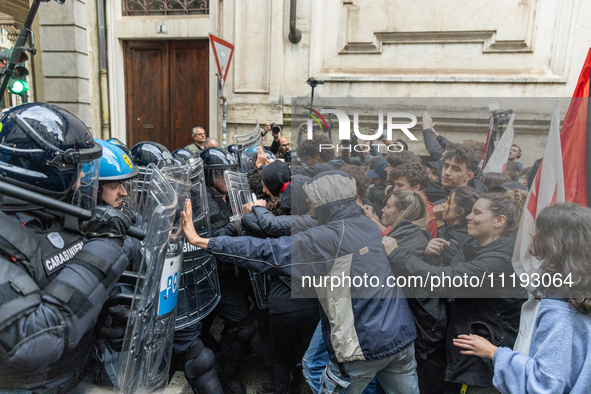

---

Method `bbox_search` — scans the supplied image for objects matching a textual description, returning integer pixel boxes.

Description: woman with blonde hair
[364,189,448,394]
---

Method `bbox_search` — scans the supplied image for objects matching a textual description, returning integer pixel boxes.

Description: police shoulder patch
[43,241,85,276]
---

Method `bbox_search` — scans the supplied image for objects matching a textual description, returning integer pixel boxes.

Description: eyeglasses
[280,143,290,147]
[195,133,206,136]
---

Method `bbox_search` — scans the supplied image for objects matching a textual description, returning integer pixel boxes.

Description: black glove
[81,205,132,242]
[98,305,130,352]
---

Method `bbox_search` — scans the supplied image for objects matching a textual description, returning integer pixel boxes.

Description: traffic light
[0,48,30,97]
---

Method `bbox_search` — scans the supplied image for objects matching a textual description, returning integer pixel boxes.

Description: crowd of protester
[3,101,590,394]
[177,111,591,394]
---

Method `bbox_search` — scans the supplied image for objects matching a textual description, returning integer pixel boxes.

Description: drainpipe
[288,0,301,44]
[97,0,110,139]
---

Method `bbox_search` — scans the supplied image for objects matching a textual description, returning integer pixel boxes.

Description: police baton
[0,179,146,240]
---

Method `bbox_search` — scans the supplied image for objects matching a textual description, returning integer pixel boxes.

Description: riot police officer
[200,147,256,394]
[0,103,134,392]
[130,141,224,394]
[95,139,139,209]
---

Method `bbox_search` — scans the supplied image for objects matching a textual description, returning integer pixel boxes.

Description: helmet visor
[72,159,99,210]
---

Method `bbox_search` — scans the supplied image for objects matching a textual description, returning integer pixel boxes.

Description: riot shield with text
[117,163,190,393]
[224,170,270,309]
[116,164,177,393]
[175,156,220,329]
[233,121,263,174]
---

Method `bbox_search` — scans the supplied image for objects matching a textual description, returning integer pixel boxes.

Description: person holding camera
[263,122,286,156]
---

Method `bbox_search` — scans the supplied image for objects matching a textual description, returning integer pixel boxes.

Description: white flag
[512,100,565,355]
[483,114,515,174]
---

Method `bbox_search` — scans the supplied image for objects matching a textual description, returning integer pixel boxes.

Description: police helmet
[200,147,238,168]
[264,149,276,161]
[96,139,139,182]
[107,137,131,155]
[173,148,197,161]
[130,141,175,168]
[200,147,237,191]
[0,103,102,202]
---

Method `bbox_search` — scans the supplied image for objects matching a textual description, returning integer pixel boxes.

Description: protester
[425,160,447,202]
[383,193,527,392]
[182,171,420,394]
[503,161,521,182]
[341,164,373,208]
[482,172,511,191]
[426,186,479,267]
[421,111,452,161]
[241,177,319,394]
[367,160,389,213]
[454,203,591,394]
[290,134,346,177]
[439,143,488,201]
[259,160,291,197]
[388,163,438,238]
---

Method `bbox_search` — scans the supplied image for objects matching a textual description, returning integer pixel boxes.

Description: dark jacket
[0,211,129,390]
[240,207,318,315]
[289,160,346,178]
[368,184,388,213]
[426,223,471,267]
[387,233,526,387]
[207,187,237,237]
[423,129,452,161]
[387,221,448,360]
[425,181,447,204]
[207,171,416,363]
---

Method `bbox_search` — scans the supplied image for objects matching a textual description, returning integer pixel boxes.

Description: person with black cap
[259,160,291,198]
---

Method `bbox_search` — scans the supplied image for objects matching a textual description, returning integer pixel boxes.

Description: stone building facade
[7,0,591,164]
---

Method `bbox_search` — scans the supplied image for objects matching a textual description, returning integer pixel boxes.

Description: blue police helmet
[107,137,131,155]
[95,139,139,182]
[0,103,102,199]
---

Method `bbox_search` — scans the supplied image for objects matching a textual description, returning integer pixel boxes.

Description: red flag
[560,48,591,206]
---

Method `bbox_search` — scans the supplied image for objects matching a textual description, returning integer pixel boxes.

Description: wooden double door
[124,40,209,151]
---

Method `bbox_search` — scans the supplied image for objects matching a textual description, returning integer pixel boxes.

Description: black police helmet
[173,148,197,161]
[0,103,102,199]
[130,141,174,169]
[200,147,238,169]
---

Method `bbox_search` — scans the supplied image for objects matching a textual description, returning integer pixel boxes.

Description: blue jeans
[319,343,419,394]
[303,323,377,394]
[302,323,330,394]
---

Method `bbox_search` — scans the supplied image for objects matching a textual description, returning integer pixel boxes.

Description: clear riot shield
[175,156,221,329]
[224,170,270,309]
[233,121,263,174]
[117,164,190,393]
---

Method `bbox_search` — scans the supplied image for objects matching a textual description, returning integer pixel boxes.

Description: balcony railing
[122,0,208,16]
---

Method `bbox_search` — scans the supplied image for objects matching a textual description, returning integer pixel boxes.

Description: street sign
[209,33,234,87]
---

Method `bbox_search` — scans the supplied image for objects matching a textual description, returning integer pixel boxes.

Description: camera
[492,109,513,126]
[270,122,281,135]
